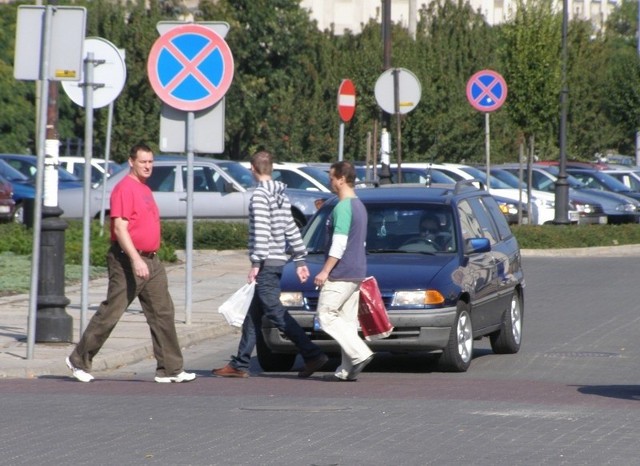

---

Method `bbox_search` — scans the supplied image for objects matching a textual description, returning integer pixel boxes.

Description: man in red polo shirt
[65,143,196,383]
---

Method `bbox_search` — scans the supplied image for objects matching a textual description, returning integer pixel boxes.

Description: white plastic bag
[218,282,256,327]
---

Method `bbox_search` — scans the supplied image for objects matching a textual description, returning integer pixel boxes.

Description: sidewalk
[0,250,248,379]
[2,245,640,379]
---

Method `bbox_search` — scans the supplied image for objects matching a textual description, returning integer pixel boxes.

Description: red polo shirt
[110,175,160,252]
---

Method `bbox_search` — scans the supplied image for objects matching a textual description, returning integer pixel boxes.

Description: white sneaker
[65,357,94,383]
[154,371,197,383]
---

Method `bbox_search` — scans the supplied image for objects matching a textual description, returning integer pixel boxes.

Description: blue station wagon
[259,182,525,372]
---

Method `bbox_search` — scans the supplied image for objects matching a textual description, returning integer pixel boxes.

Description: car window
[273,169,317,190]
[480,196,513,240]
[531,170,554,192]
[217,161,254,189]
[181,166,220,192]
[457,199,484,243]
[467,197,499,245]
[147,166,176,192]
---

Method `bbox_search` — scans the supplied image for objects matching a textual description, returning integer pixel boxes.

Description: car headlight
[573,202,595,214]
[279,291,305,307]
[392,290,445,306]
[615,203,637,212]
[497,202,518,215]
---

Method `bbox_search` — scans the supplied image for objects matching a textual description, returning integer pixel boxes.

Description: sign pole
[185,111,195,325]
[80,52,101,335]
[485,112,490,190]
[338,122,345,161]
[99,101,114,235]
[27,5,53,359]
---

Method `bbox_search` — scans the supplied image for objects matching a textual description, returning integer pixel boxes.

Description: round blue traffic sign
[466,70,507,112]
[147,24,234,112]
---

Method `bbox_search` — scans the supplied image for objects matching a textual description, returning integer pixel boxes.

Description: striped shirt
[249,180,307,267]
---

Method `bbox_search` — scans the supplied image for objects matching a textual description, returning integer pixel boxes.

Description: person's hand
[296,265,310,283]
[314,270,329,288]
[247,266,259,284]
[133,257,149,280]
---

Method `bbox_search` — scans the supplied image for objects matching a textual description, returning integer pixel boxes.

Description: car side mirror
[464,237,491,254]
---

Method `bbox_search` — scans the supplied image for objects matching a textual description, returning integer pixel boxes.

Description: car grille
[305,294,395,309]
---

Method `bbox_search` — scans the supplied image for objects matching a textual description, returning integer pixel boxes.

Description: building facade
[300,0,620,34]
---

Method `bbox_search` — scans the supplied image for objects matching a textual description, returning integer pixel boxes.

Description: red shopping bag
[358,276,393,341]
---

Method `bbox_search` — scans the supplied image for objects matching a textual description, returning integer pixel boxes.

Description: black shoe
[297,354,329,378]
[347,354,374,380]
[322,374,356,382]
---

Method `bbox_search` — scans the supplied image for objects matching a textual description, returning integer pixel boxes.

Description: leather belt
[112,242,157,258]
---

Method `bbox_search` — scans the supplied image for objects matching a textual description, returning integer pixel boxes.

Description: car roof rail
[454,179,483,193]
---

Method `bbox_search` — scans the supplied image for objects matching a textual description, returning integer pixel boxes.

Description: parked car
[0,173,15,222]
[566,168,640,202]
[259,182,525,373]
[58,156,124,186]
[240,161,331,192]
[0,159,35,223]
[487,166,580,224]
[0,154,83,189]
[410,162,557,225]
[602,168,640,191]
[498,164,639,224]
[57,155,331,227]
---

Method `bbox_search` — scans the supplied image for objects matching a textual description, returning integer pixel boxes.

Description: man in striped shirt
[213,151,328,378]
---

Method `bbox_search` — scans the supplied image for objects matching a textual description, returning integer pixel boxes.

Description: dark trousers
[231,265,322,371]
[69,246,184,377]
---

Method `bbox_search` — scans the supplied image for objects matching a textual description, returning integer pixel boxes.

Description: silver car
[57,155,331,227]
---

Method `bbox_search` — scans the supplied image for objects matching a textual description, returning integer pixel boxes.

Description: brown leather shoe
[297,354,329,378]
[212,364,249,378]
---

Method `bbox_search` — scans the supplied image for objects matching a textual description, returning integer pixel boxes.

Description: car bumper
[262,306,458,353]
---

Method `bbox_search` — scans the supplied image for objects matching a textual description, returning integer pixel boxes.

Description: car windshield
[0,160,31,183]
[488,168,525,189]
[537,165,585,188]
[298,166,331,190]
[460,166,513,189]
[304,202,457,254]
[216,161,254,189]
[569,170,635,193]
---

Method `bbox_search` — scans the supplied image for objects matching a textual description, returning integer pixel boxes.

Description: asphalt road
[1,256,639,465]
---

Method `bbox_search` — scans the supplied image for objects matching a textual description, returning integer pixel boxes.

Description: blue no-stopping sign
[466,70,507,112]
[147,24,234,112]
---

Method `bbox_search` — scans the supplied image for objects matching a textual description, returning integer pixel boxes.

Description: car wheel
[439,301,473,372]
[256,330,296,372]
[490,290,523,354]
[13,202,24,224]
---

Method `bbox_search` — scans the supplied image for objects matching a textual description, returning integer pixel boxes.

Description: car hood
[281,252,459,295]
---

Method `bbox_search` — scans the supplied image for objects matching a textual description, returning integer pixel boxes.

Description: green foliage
[1,0,640,163]
[161,220,249,250]
[511,223,640,248]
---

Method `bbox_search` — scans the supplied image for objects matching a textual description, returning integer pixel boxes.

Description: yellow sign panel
[55,70,77,79]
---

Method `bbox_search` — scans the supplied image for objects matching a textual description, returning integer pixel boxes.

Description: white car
[397,163,557,225]
[58,156,124,186]
[239,161,331,192]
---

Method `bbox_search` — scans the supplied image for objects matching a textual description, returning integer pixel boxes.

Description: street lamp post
[554,0,570,224]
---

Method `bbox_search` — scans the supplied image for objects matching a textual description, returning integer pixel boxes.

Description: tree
[499,0,562,160]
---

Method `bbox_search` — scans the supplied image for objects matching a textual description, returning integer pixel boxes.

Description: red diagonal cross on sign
[471,79,500,106]
[163,40,219,95]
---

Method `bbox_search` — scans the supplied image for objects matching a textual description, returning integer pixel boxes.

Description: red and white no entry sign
[337,79,356,122]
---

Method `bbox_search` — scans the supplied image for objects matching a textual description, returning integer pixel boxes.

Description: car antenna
[425,152,435,188]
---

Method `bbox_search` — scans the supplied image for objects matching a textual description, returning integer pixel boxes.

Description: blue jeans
[231,265,322,371]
